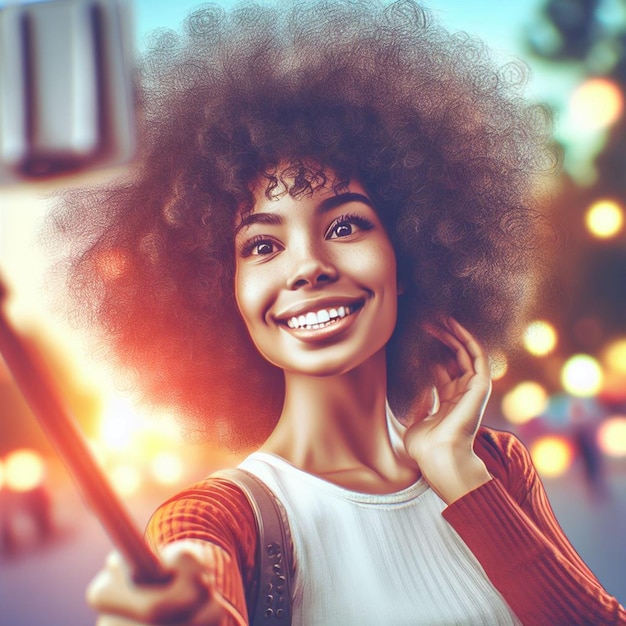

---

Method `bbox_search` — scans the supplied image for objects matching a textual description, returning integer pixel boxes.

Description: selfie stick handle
[0,276,170,584]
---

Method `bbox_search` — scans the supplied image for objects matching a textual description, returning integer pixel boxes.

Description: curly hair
[51,0,557,448]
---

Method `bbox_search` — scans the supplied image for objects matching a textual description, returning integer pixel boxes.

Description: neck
[261,349,418,492]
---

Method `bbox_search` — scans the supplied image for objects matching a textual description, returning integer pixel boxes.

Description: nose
[286,245,338,290]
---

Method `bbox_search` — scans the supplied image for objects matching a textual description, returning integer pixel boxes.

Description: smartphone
[0,0,135,183]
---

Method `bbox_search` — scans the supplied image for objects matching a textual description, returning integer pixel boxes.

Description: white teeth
[318,309,330,323]
[284,305,357,329]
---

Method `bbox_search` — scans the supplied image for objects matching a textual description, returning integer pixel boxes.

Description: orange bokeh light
[530,436,574,477]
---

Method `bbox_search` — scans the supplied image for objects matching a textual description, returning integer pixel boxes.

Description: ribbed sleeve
[444,430,626,625]
[145,477,257,625]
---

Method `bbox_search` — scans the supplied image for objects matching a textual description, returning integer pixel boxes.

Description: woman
[54,1,626,623]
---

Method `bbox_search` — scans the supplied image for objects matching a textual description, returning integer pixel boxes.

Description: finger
[447,318,490,378]
[425,322,473,376]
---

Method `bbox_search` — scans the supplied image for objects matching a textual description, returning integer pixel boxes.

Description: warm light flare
[523,320,558,356]
[602,338,626,376]
[597,417,626,457]
[110,464,142,496]
[489,351,508,381]
[95,248,130,281]
[5,449,45,492]
[99,398,145,452]
[570,78,623,131]
[561,354,603,398]
[530,436,574,477]
[501,381,549,424]
[585,199,624,239]
[0,459,5,490]
[151,451,184,486]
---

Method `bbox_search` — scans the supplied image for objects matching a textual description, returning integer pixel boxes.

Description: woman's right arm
[87,477,258,625]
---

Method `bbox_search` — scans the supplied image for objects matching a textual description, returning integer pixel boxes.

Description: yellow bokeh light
[530,436,574,477]
[110,464,142,496]
[597,416,626,457]
[0,459,5,490]
[570,78,624,131]
[585,199,624,239]
[5,449,45,492]
[523,320,558,356]
[151,451,184,486]
[602,338,626,376]
[561,354,603,397]
[501,381,549,424]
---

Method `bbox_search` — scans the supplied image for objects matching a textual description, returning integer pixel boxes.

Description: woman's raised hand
[87,542,239,626]
[403,318,493,504]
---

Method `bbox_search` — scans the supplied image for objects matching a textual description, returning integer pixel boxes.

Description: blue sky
[132,0,578,106]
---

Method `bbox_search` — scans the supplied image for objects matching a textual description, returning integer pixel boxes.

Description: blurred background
[1,0,626,624]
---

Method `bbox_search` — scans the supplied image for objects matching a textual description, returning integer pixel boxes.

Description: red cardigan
[146,428,626,625]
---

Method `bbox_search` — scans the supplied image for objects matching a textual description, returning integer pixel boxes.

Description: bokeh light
[4,449,45,492]
[501,381,549,424]
[530,435,575,477]
[99,398,145,453]
[523,320,558,356]
[0,459,5,490]
[597,416,626,457]
[585,199,624,239]
[601,337,626,376]
[151,451,184,486]
[570,78,624,131]
[561,354,603,397]
[109,464,142,496]
[489,351,508,381]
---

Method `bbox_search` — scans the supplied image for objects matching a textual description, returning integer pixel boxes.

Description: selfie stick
[0,275,171,584]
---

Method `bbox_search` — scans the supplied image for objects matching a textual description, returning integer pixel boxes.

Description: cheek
[235,268,274,332]
[234,271,257,328]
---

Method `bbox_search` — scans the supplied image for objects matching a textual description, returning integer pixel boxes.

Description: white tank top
[239,450,522,626]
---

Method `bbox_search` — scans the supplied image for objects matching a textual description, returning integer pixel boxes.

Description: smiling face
[234,174,399,378]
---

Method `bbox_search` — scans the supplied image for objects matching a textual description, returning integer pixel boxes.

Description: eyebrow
[234,192,374,236]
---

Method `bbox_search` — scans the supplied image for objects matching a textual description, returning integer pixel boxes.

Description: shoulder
[146,475,258,565]
[473,426,537,500]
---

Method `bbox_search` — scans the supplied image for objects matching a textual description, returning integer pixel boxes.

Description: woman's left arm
[404,317,626,625]
[442,444,626,625]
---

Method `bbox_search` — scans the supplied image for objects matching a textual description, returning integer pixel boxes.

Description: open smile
[285,303,362,330]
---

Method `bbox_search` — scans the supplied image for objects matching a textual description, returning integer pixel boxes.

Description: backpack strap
[213,468,293,625]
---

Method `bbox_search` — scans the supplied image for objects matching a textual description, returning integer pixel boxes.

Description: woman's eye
[326,214,374,240]
[238,236,280,258]
[253,241,275,255]
[331,223,354,238]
